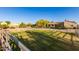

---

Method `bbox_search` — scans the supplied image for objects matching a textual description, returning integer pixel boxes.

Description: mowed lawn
[11,30,79,51]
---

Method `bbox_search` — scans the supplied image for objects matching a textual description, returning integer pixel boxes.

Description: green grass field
[11,30,79,51]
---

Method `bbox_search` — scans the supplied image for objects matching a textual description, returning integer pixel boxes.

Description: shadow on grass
[17,31,79,51]
[13,30,79,51]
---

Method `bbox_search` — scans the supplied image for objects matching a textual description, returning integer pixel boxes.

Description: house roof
[48,22,64,25]
[65,20,77,24]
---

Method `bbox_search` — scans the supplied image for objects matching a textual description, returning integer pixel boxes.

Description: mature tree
[0,22,9,29]
[26,23,32,27]
[19,22,27,28]
[32,24,36,28]
[36,19,49,28]
[5,21,11,25]
[0,21,2,28]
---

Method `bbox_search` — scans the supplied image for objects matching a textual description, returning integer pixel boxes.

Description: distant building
[64,20,77,29]
[48,20,78,29]
[48,22,64,29]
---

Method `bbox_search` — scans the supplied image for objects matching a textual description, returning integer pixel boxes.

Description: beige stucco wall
[64,21,77,28]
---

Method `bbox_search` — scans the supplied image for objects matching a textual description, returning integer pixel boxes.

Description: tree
[26,23,32,27]
[36,19,49,28]
[0,22,9,29]
[19,22,27,28]
[5,21,11,25]
[0,21,2,28]
[31,24,36,28]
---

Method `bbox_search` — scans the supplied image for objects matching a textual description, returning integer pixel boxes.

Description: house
[48,22,64,29]
[64,20,77,29]
[48,20,78,29]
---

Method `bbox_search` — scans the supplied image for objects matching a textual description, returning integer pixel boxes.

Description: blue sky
[0,7,79,24]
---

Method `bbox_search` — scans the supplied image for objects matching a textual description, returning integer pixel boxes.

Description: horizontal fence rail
[0,29,30,51]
